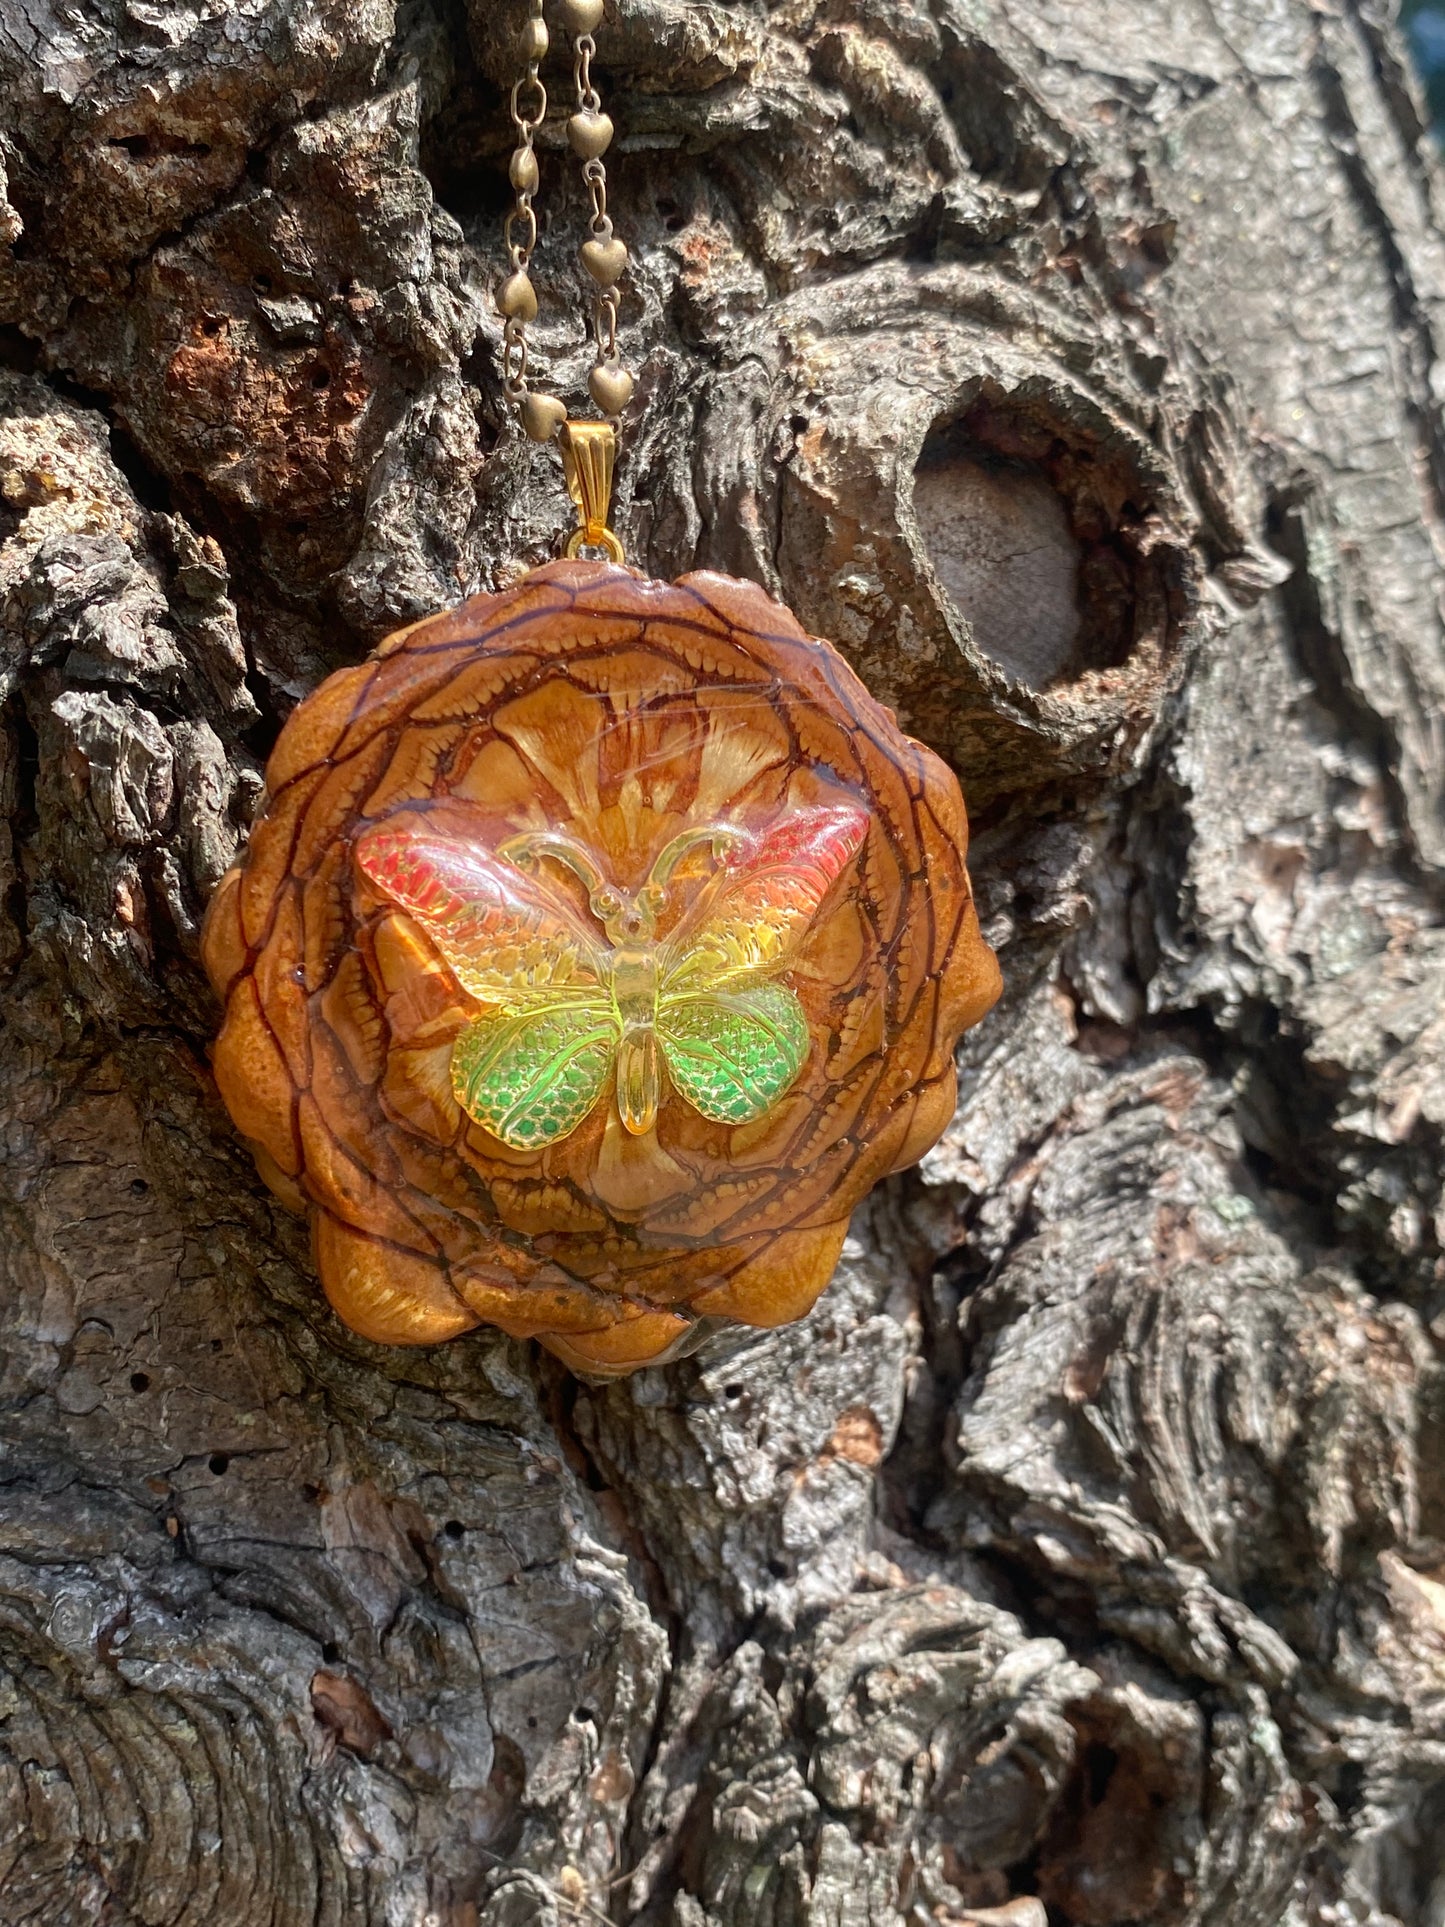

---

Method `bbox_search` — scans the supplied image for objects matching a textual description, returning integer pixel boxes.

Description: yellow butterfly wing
[657,803,869,1125]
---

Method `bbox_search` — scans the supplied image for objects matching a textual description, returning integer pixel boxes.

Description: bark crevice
[2,2,1444,1922]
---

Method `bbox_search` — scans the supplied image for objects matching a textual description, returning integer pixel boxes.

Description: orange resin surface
[201,562,1001,1373]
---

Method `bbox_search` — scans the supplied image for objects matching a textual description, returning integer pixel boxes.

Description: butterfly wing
[661,802,870,995]
[658,983,809,1125]
[355,821,608,1005]
[451,1005,615,1148]
[357,821,617,1149]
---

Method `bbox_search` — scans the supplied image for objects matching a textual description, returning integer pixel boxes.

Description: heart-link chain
[498,0,631,558]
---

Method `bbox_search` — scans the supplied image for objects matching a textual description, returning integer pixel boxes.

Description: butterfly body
[357,804,868,1151]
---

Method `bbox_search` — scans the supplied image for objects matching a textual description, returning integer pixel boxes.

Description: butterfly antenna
[499,830,608,896]
[646,823,748,895]
[499,831,631,939]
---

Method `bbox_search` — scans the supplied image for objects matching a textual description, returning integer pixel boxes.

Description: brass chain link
[497,0,633,454]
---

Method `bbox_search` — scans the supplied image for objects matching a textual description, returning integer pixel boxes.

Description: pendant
[202,437,1000,1375]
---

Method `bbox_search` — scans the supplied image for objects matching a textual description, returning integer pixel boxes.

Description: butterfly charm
[354,803,871,1150]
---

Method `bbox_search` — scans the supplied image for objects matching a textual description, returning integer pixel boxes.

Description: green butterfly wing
[657,984,809,1126]
[451,1003,616,1149]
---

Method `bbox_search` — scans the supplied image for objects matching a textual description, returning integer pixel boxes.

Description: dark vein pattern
[202,561,1000,1373]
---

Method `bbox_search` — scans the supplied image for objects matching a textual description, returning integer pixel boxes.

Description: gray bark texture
[1,1,1444,1922]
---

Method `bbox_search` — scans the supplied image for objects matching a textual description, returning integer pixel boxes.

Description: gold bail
[561,420,624,562]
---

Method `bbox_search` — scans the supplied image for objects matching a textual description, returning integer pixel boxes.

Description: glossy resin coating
[202,563,1001,1373]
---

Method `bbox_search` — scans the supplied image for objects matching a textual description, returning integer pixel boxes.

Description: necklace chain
[499,0,633,452]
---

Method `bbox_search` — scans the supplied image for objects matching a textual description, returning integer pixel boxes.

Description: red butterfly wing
[354,823,607,1006]
[661,802,870,993]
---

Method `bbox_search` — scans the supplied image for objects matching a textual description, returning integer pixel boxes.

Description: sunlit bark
[1,3,1444,1922]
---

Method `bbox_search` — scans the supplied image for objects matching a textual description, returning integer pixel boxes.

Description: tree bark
[2,2,1444,1922]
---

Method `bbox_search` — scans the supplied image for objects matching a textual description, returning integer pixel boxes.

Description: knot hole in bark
[914,399,1145,693]
[1035,1714,1189,1925]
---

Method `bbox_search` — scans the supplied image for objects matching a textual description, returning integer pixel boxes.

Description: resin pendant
[202,563,1001,1374]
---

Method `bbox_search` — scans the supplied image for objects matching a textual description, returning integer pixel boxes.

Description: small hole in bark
[129,1371,150,1393]
[200,316,224,338]
[129,1177,148,1196]
[208,1452,229,1476]
[210,1338,223,1353]
[915,396,1152,690]
[252,274,273,296]
[722,1382,744,1400]
[1038,1720,1186,1925]
[106,422,173,513]
[0,325,39,375]
[1085,1742,1118,1803]
[526,1714,538,1728]
[443,1519,465,1540]
[915,434,1081,687]
[574,1705,598,1726]
[1335,1759,1365,1817]
[302,1482,320,1503]
[109,132,209,160]
[310,364,331,391]
[321,1640,340,1663]
[766,1557,790,1579]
